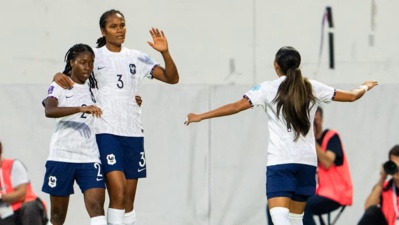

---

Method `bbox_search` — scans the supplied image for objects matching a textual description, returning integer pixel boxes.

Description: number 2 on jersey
[81,104,87,118]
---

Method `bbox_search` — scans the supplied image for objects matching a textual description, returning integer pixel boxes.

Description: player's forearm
[334,88,366,102]
[45,107,82,118]
[160,50,179,84]
[199,103,241,121]
[1,185,27,204]
[316,145,334,169]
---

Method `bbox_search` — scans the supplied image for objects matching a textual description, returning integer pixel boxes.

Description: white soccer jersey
[92,46,158,137]
[244,76,335,167]
[47,81,100,163]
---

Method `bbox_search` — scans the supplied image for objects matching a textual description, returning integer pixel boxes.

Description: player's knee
[109,188,126,206]
[51,209,67,225]
[86,200,105,217]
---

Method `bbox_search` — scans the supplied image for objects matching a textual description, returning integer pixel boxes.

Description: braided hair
[96,9,125,48]
[63,43,98,89]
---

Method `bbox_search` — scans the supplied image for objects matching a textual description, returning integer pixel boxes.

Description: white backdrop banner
[0,84,397,225]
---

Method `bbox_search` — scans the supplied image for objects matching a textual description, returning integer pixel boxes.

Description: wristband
[359,85,368,92]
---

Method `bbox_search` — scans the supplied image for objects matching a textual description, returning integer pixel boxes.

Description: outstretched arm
[147,28,179,84]
[334,80,378,102]
[185,98,251,125]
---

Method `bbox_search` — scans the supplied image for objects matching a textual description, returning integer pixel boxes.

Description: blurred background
[0,0,398,224]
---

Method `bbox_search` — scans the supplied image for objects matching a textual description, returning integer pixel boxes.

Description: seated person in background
[0,140,48,225]
[303,106,353,225]
[358,145,399,225]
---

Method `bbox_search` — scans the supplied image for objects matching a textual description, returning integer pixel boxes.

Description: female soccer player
[185,46,377,225]
[42,44,105,225]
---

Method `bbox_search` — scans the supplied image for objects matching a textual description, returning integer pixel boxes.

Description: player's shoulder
[308,78,325,87]
[47,81,64,94]
[122,46,145,57]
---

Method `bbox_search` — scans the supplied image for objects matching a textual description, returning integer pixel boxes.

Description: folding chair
[318,206,346,225]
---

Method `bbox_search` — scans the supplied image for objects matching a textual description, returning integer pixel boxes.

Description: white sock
[107,208,125,225]
[288,212,304,225]
[270,207,290,225]
[124,209,136,225]
[91,215,107,225]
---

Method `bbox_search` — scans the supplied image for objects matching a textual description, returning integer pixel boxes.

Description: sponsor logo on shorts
[138,168,146,172]
[107,154,116,165]
[48,176,57,188]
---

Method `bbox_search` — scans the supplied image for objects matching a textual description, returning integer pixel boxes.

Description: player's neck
[106,43,122,52]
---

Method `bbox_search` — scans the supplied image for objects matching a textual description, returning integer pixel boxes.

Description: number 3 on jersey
[116,74,124,89]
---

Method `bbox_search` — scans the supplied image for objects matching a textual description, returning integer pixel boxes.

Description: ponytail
[272,47,316,141]
[96,36,106,48]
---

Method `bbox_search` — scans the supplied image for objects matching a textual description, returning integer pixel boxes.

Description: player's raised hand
[147,27,168,53]
[362,80,378,91]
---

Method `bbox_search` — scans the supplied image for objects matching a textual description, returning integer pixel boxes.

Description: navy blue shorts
[266,163,316,202]
[96,134,146,179]
[42,161,105,196]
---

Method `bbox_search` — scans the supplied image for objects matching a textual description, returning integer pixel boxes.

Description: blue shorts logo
[48,176,57,188]
[107,154,116,165]
[129,64,136,75]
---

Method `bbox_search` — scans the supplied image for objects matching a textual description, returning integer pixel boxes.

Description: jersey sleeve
[136,51,159,80]
[10,160,30,188]
[47,82,65,101]
[310,80,335,104]
[243,82,268,108]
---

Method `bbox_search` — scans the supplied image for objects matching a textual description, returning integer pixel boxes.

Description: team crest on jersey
[48,176,57,188]
[107,154,116,165]
[129,64,136,75]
